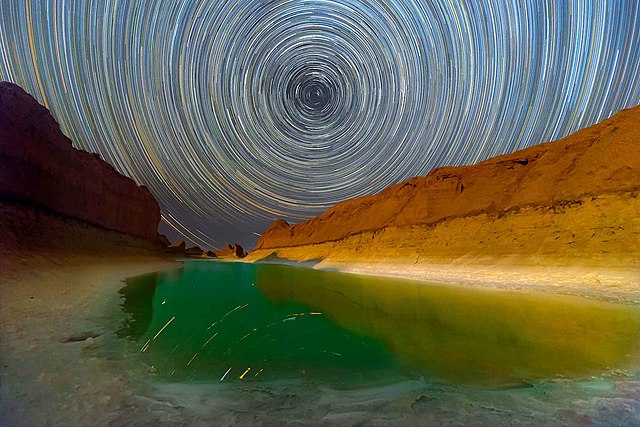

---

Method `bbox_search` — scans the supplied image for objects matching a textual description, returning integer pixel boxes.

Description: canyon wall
[0,82,161,242]
[251,106,640,266]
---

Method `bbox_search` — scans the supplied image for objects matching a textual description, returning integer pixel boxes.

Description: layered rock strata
[0,82,160,242]
[250,106,640,267]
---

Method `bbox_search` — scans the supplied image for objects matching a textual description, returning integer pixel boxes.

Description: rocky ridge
[214,243,248,258]
[251,106,640,266]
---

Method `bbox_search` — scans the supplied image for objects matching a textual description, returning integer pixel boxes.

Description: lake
[117,260,640,390]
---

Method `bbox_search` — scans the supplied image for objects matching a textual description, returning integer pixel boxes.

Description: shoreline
[0,251,181,426]
[247,252,640,305]
[246,188,640,305]
[328,261,640,305]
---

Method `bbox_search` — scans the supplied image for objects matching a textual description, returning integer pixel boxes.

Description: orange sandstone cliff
[250,106,640,266]
[0,82,162,253]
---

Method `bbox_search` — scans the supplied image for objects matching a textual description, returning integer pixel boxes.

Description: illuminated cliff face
[252,106,640,264]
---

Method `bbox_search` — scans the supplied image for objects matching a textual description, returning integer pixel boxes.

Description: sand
[311,259,640,305]
[0,252,179,426]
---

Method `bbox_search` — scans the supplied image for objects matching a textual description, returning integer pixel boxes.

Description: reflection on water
[117,271,164,339]
[118,261,640,386]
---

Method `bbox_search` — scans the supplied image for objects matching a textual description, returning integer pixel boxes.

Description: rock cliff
[0,82,160,242]
[251,106,640,266]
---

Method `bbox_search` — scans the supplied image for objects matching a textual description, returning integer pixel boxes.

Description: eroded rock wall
[248,192,640,267]
[0,82,160,241]
[256,106,640,251]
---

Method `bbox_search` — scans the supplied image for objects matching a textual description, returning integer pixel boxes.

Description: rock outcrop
[185,246,204,256]
[0,82,160,242]
[166,240,186,254]
[158,234,172,247]
[251,106,640,266]
[215,243,247,258]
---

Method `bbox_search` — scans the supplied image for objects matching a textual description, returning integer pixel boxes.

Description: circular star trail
[1,1,639,247]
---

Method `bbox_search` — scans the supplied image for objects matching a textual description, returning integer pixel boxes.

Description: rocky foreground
[248,106,640,294]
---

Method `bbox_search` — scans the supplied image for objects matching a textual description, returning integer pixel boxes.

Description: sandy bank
[0,252,180,426]
[247,253,639,305]
[323,259,639,304]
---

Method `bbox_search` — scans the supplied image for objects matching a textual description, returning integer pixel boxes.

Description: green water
[117,260,640,387]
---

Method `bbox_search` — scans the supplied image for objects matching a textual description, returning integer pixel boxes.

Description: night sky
[1,1,639,249]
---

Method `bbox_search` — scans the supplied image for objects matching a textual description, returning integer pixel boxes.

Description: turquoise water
[117,260,640,388]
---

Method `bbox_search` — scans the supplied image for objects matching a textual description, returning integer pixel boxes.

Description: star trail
[1,1,639,248]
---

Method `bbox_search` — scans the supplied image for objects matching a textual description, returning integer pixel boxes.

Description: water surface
[117,261,640,387]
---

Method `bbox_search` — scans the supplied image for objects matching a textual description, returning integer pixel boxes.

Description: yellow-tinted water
[258,265,640,385]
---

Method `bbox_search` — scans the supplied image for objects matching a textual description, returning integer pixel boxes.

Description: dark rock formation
[0,82,160,242]
[166,240,186,254]
[185,246,204,256]
[158,234,171,247]
[255,105,640,251]
[236,244,248,258]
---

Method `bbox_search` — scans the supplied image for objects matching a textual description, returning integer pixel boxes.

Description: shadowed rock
[185,246,204,256]
[158,234,171,246]
[62,331,101,343]
[0,82,160,242]
[166,240,186,254]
